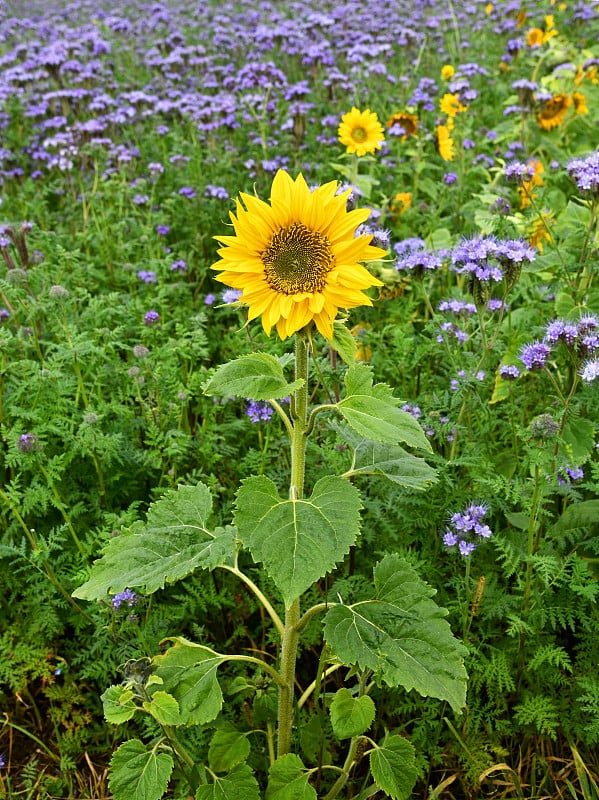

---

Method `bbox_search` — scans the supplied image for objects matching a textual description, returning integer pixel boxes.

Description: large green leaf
[351,440,437,489]
[73,483,236,599]
[196,764,261,800]
[323,554,468,711]
[203,352,303,400]
[369,735,418,800]
[208,726,251,773]
[235,475,362,606]
[330,688,375,739]
[142,691,181,726]
[266,754,317,800]
[109,739,173,800]
[337,364,432,451]
[330,321,358,364]
[152,638,225,726]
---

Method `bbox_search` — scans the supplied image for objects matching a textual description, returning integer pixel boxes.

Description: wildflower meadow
[1,0,599,797]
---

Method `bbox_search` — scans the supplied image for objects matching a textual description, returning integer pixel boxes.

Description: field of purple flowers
[1,0,599,797]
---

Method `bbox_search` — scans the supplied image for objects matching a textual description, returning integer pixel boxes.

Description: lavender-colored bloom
[0,752,5,768]
[156,224,170,236]
[245,399,274,423]
[557,465,584,486]
[17,433,38,453]
[178,186,196,199]
[442,501,493,556]
[222,289,243,304]
[205,184,229,199]
[144,310,160,326]
[401,403,422,419]
[111,589,138,609]
[170,259,187,272]
[444,172,458,185]
[137,270,157,284]
[499,364,521,380]
[204,293,216,305]
[0,308,10,321]
[132,194,149,205]
[566,150,599,194]
[505,161,535,182]
[580,358,599,383]
[519,341,551,371]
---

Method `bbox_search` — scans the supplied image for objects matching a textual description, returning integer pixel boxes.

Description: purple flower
[0,308,10,321]
[178,186,196,199]
[205,184,230,200]
[144,310,160,326]
[442,502,493,556]
[222,289,242,304]
[580,358,599,383]
[111,589,138,609]
[444,172,458,185]
[567,151,599,194]
[204,293,216,305]
[245,399,274,423]
[156,225,170,236]
[17,433,38,453]
[170,259,187,272]
[557,465,584,486]
[500,365,521,380]
[401,403,422,419]
[137,270,157,284]
[0,752,5,768]
[519,341,551,371]
[505,161,535,182]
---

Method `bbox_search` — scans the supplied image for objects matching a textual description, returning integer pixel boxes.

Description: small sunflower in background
[211,170,385,341]
[536,93,572,130]
[338,107,385,157]
[386,111,418,140]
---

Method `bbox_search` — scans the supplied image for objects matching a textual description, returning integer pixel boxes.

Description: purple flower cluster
[111,589,138,609]
[245,399,274,423]
[567,151,599,194]
[394,238,447,273]
[557,465,584,486]
[442,503,493,557]
[519,314,599,372]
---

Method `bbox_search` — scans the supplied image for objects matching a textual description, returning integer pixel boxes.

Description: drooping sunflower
[338,107,385,157]
[211,170,386,340]
[537,93,572,130]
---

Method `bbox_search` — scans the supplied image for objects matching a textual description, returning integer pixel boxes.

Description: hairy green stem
[277,331,309,757]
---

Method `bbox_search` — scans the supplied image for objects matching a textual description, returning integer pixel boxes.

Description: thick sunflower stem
[277,331,309,757]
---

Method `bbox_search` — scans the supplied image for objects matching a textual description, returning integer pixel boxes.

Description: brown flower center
[262,223,334,294]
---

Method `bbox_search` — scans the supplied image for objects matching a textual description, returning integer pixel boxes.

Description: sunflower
[436,124,455,161]
[338,107,385,157]
[572,91,588,114]
[440,93,467,117]
[211,170,385,340]
[537,93,572,130]
[386,111,418,139]
[518,157,544,208]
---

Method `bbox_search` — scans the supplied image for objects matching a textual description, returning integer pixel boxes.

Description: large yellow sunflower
[211,170,385,340]
[338,107,385,157]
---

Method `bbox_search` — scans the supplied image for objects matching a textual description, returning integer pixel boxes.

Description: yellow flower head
[537,93,572,130]
[386,111,418,139]
[436,124,455,161]
[390,192,412,216]
[441,64,455,80]
[572,91,588,114]
[526,27,545,47]
[528,212,554,253]
[518,158,544,208]
[440,92,467,117]
[338,107,385,157]
[211,170,385,340]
